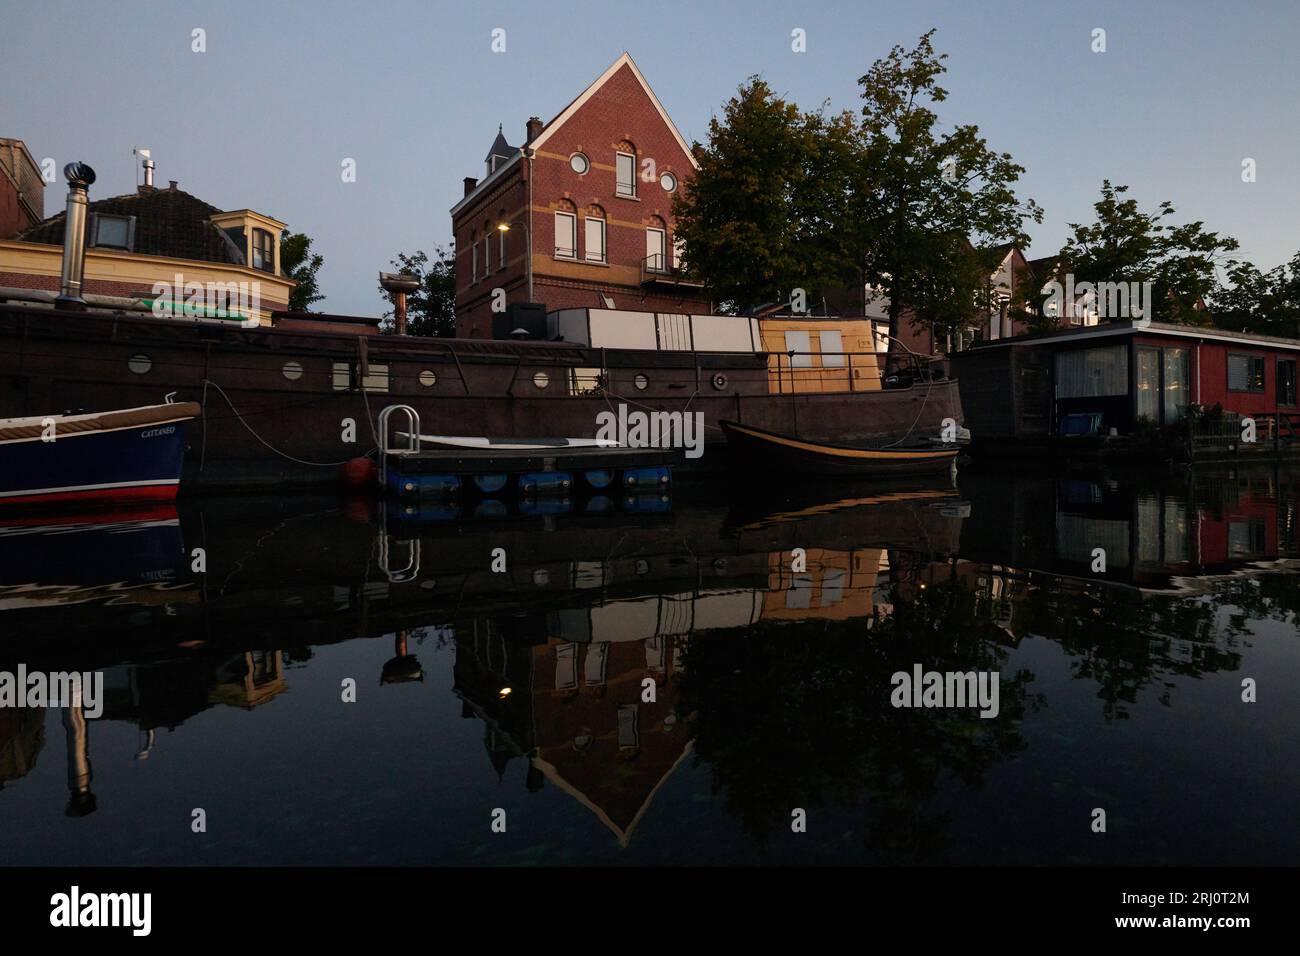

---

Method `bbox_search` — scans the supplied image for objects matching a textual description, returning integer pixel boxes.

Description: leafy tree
[852,30,1041,352]
[378,245,456,337]
[671,78,857,312]
[280,230,325,312]
[1055,181,1238,325]
[1210,253,1300,338]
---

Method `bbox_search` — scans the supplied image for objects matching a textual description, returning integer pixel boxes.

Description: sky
[3,0,1297,316]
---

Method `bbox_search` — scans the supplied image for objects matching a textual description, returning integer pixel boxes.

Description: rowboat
[396,431,618,451]
[719,419,960,477]
[0,402,201,506]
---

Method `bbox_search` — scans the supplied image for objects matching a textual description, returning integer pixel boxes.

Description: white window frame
[616,151,636,198]
[471,241,478,282]
[498,227,506,270]
[646,227,666,272]
[584,215,606,263]
[554,211,577,259]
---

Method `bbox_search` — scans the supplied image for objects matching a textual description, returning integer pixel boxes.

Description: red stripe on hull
[0,484,180,507]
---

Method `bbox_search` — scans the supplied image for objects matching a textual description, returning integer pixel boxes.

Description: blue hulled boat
[0,402,201,506]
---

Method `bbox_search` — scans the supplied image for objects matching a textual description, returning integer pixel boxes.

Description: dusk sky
[4,0,1297,315]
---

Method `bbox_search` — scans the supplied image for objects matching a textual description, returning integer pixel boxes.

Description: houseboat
[952,319,1300,461]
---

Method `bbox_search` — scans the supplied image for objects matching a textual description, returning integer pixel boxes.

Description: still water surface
[1,465,1297,865]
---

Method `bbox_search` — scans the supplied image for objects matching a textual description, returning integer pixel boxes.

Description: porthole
[634,373,649,390]
[418,369,437,387]
[711,372,728,390]
[533,371,550,389]
[570,152,590,175]
[128,354,152,375]
[282,360,303,381]
[660,171,677,192]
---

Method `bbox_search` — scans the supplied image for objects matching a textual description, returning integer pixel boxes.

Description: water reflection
[1,465,1297,863]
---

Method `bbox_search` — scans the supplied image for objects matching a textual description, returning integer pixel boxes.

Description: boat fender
[340,457,377,489]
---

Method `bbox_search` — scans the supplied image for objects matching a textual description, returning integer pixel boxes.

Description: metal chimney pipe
[394,291,408,335]
[56,162,96,309]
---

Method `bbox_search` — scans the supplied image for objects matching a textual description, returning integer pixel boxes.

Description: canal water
[1,464,1297,866]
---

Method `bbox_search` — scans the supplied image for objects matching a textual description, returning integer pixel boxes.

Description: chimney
[167,180,177,192]
[56,162,96,309]
[463,176,478,196]
[134,147,154,190]
[526,116,543,143]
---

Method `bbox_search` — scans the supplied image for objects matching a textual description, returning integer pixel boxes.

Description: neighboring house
[451,52,709,339]
[0,138,45,239]
[1027,255,1100,327]
[0,158,293,324]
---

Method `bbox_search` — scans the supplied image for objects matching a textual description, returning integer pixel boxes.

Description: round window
[570,152,590,174]
[282,360,303,381]
[418,369,437,387]
[634,373,649,391]
[533,371,550,389]
[660,171,677,192]
[128,354,152,375]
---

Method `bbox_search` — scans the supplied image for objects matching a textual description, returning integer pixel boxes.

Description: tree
[1056,181,1238,325]
[279,230,325,312]
[378,245,456,337]
[1209,253,1300,338]
[853,30,1041,353]
[671,78,859,312]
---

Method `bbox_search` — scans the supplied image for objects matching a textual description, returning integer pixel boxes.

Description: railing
[768,350,948,394]
[640,254,704,287]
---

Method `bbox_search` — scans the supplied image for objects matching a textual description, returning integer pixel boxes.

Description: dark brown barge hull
[0,304,964,488]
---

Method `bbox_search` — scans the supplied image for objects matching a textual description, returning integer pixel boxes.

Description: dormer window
[91,214,134,250]
[251,228,275,273]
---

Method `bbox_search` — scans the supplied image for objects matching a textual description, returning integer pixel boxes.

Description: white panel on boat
[691,314,757,353]
[656,313,691,350]
[588,309,658,350]
[590,598,660,641]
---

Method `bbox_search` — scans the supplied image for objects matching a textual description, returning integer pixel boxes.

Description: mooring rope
[200,379,375,468]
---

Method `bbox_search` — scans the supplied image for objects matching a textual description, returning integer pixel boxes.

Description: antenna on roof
[133,147,154,188]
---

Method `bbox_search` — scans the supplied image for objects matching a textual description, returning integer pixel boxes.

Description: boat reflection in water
[1,465,1297,864]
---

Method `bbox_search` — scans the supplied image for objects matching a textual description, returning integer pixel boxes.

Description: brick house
[451,53,710,339]
[0,164,293,323]
[0,138,45,239]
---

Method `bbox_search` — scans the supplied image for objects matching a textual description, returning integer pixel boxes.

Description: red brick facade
[453,54,711,338]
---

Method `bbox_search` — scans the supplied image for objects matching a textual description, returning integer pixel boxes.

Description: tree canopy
[280,230,325,312]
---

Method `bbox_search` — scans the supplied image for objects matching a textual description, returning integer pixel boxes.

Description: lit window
[616,151,636,197]
[554,211,576,259]
[1227,354,1265,393]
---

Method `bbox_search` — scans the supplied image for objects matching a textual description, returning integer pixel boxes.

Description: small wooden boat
[396,431,618,451]
[719,419,959,477]
[0,402,201,506]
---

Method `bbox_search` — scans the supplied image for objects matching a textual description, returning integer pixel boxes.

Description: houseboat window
[783,330,813,368]
[1163,348,1188,422]
[616,151,636,197]
[92,214,132,250]
[585,210,606,263]
[1227,354,1265,392]
[1136,347,1160,422]
[128,353,152,375]
[533,371,550,389]
[418,369,437,387]
[251,229,275,273]
[282,361,303,381]
[634,373,649,390]
[1278,359,1297,406]
[660,171,677,193]
[820,330,846,368]
[554,211,577,259]
[1055,345,1127,398]
[569,152,589,175]
[361,363,389,392]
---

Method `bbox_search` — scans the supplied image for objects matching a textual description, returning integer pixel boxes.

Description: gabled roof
[17,184,245,265]
[528,52,700,171]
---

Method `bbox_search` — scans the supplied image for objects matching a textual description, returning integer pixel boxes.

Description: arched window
[482,220,492,274]
[645,215,667,273]
[470,230,479,282]
[584,204,606,264]
[615,140,637,198]
[554,200,578,259]
[497,209,507,270]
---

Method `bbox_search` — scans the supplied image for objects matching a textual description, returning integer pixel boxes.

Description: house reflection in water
[453,544,887,846]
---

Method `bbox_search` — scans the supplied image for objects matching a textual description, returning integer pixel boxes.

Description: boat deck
[383,444,683,476]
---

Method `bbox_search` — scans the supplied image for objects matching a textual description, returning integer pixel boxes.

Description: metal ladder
[376,404,420,491]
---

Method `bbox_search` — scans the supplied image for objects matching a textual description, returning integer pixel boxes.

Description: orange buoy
[339,456,376,489]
